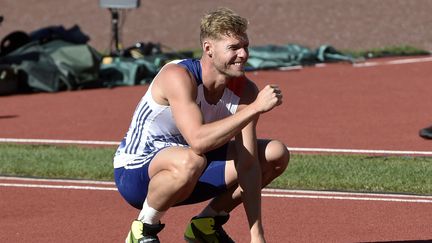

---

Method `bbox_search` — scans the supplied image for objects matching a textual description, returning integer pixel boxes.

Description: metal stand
[109,8,120,55]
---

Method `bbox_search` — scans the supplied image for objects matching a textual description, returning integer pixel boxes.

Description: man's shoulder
[153,61,198,100]
[158,61,195,81]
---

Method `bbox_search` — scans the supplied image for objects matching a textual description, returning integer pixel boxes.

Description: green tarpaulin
[246,44,355,70]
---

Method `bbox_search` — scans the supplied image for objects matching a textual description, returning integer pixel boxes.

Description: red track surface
[1,57,432,242]
[1,57,431,152]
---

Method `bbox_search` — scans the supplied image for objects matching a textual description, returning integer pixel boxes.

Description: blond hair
[200,7,248,45]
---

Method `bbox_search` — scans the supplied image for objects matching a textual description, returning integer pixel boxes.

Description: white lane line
[0,183,117,191]
[353,56,432,68]
[1,138,431,156]
[0,176,115,185]
[1,177,431,204]
[263,188,432,199]
[2,176,430,200]
[387,56,432,65]
[261,193,432,203]
[0,138,119,145]
[288,147,432,156]
[353,62,379,67]
[277,65,303,71]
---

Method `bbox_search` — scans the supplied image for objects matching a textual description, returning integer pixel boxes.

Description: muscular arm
[157,64,257,154]
[155,64,281,155]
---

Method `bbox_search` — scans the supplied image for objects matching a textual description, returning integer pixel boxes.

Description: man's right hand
[252,84,283,113]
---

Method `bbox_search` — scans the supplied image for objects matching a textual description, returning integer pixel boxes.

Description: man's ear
[203,40,213,58]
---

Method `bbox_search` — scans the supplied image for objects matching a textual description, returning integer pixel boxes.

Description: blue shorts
[114,144,229,209]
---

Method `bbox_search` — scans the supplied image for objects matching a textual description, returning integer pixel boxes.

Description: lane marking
[0,138,119,146]
[387,56,432,65]
[289,147,432,156]
[353,62,379,67]
[1,176,431,204]
[261,193,432,203]
[264,188,432,199]
[277,65,303,71]
[0,176,115,185]
[0,183,117,191]
[1,138,431,156]
[3,176,430,200]
[353,56,432,68]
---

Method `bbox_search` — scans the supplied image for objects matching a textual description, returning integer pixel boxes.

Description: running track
[1,56,432,242]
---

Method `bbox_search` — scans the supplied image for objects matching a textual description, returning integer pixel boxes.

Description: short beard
[214,62,245,78]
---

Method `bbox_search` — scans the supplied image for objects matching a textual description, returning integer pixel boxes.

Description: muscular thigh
[147,146,204,179]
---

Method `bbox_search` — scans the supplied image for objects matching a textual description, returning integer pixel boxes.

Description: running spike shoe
[184,214,234,243]
[125,220,165,243]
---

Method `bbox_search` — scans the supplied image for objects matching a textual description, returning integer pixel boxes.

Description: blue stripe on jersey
[148,134,188,146]
[178,59,203,85]
[132,108,154,154]
[124,152,156,169]
[125,102,151,154]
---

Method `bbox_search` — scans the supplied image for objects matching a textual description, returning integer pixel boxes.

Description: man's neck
[200,57,231,105]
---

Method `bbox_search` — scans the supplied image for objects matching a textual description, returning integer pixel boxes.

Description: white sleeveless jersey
[113,59,246,169]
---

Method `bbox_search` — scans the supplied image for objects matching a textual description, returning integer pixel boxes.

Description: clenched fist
[252,84,283,113]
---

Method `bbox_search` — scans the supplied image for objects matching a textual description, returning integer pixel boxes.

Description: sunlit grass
[1,144,431,195]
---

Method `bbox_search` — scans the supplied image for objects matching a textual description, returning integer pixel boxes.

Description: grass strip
[270,154,432,195]
[0,144,115,181]
[1,144,431,195]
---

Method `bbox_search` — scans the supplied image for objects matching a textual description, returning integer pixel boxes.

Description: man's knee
[174,150,207,185]
[266,139,290,174]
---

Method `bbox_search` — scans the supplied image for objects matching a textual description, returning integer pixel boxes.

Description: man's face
[209,33,249,78]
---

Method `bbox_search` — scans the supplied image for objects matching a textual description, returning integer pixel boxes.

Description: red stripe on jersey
[227,76,247,97]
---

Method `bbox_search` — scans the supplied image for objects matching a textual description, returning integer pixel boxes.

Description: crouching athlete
[113,7,290,243]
